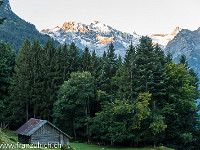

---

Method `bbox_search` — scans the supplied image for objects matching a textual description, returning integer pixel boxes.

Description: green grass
[70,142,173,150]
[1,129,173,150]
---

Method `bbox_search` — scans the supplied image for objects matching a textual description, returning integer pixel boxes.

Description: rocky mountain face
[41,21,181,56]
[41,21,140,56]
[0,0,59,52]
[164,28,200,76]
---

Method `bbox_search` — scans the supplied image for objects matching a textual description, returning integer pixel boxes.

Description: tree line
[0,36,200,149]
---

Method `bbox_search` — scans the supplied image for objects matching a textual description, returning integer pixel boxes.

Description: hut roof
[15,118,71,138]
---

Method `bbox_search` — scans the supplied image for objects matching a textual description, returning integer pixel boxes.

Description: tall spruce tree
[0,41,15,127]
[107,43,118,77]
[82,47,91,72]
[113,43,137,100]
[68,42,81,76]
[62,43,70,81]
[132,37,168,146]
[98,51,109,92]
[29,39,44,118]
[54,45,65,86]
[99,43,118,94]
[42,39,58,120]
[90,50,101,116]
[11,39,31,124]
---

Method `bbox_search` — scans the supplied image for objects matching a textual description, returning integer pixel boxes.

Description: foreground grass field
[70,142,171,150]
[1,129,173,150]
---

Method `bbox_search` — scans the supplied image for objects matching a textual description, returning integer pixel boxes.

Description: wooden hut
[15,118,71,145]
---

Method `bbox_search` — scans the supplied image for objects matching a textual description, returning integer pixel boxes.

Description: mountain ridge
[41,21,140,56]
[41,20,181,56]
[165,28,200,77]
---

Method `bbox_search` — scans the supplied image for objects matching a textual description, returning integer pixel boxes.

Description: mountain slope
[41,21,140,56]
[0,0,59,52]
[164,28,200,76]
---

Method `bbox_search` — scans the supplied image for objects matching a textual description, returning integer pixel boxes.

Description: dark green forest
[1,35,200,149]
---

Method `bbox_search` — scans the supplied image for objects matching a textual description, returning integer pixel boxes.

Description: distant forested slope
[0,0,59,52]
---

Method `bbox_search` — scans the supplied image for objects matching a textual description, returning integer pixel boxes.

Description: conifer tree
[90,50,101,116]
[11,39,31,124]
[68,42,80,75]
[82,47,91,72]
[55,45,67,86]
[166,52,173,64]
[117,55,122,68]
[42,39,58,120]
[98,51,109,92]
[29,39,44,118]
[114,43,137,100]
[135,36,156,93]
[179,54,189,69]
[107,43,118,77]
[0,41,15,126]
[90,50,101,81]
[131,37,168,145]
[99,43,118,94]
[62,43,70,81]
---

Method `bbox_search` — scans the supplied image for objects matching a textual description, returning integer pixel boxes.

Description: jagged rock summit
[41,21,182,56]
[41,21,140,56]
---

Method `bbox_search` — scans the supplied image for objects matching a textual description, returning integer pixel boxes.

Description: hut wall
[31,123,69,145]
[31,134,59,144]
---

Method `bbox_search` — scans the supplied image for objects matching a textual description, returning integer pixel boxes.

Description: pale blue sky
[9,0,200,35]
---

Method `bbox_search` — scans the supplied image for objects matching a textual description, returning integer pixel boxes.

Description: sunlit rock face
[41,21,140,56]
[151,27,181,48]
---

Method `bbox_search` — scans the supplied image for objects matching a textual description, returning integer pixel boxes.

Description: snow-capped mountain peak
[151,27,181,48]
[61,21,88,33]
[41,21,140,56]
[41,20,182,57]
[90,21,111,33]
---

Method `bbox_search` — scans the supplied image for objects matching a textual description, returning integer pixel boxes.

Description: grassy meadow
[0,129,173,150]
